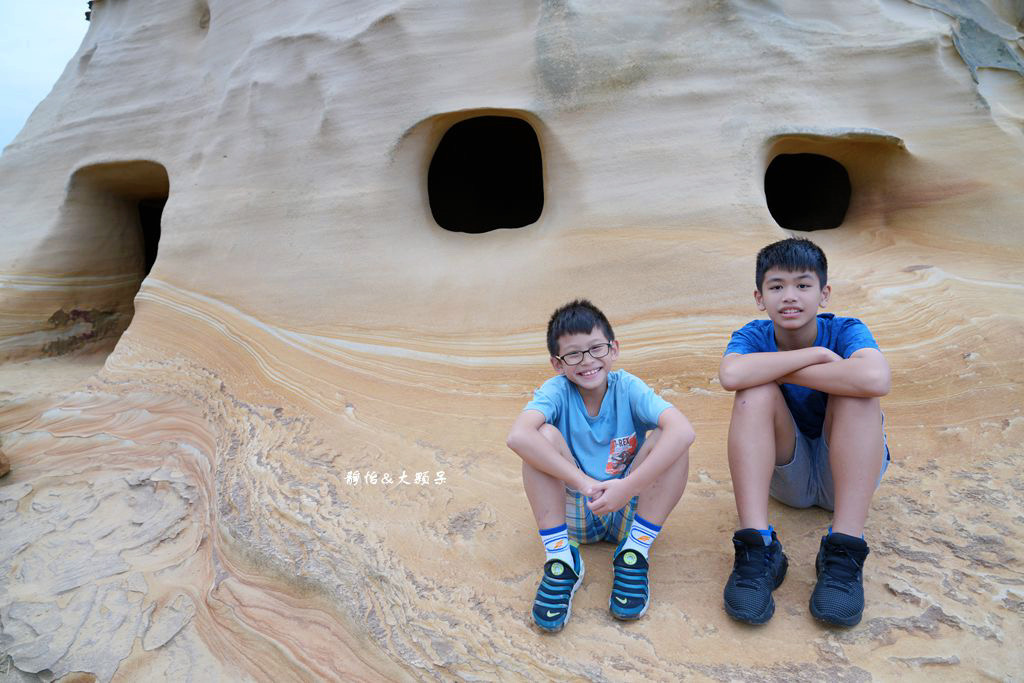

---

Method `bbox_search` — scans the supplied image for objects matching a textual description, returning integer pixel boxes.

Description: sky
[0,4,89,150]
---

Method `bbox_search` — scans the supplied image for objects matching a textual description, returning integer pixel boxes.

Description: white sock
[539,524,574,566]
[619,515,661,559]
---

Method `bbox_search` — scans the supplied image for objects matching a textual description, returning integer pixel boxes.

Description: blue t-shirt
[725,313,880,438]
[523,370,672,482]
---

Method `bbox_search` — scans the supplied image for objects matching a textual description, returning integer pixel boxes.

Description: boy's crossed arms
[720,346,890,398]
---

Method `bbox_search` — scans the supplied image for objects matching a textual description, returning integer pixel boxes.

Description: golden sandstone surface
[1,1,1022,681]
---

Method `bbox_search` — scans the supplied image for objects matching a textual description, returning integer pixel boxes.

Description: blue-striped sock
[539,524,574,565]
[758,526,774,546]
[620,515,662,559]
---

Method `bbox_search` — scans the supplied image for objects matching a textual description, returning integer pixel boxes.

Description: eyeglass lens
[563,344,610,365]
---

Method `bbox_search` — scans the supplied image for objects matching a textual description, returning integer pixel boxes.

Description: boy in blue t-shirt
[507,299,694,632]
[719,238,891,627]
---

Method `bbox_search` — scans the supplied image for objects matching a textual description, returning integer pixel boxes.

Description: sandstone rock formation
[1,1,1022,680]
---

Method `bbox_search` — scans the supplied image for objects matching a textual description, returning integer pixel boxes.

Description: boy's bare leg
[727,383,796,530]
[522,424,576,529]
[522,425,584,632]
[825,395,885,537]
[631,429,690,525]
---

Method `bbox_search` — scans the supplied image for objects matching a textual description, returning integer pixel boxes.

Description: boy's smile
[755,268,830,347]
[551,327,619,400]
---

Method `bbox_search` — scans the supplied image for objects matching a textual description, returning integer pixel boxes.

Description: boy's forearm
[719,348,834,391]
[507,427,590,491]
[778,356,890,397]
[623,421,694,494]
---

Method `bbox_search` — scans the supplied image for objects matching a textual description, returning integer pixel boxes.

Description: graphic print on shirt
[606,432,638,475]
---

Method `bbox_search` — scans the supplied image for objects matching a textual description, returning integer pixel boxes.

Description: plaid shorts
[564,486,639,545]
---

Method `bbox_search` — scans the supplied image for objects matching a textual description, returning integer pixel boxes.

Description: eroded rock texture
[1,1,1022,680]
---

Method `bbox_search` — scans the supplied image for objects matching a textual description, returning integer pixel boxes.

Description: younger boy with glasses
[507,299,694,632]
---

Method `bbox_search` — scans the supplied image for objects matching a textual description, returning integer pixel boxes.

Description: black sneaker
[723,528,788,624]
[810,532,869,627]
[532,544,585,632]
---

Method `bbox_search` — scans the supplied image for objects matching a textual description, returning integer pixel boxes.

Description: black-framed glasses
[557,342,614,366]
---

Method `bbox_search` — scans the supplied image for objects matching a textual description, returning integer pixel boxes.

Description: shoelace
[733,543,771,589]
[820,546,862,592]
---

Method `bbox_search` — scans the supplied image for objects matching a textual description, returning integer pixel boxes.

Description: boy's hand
[586,477,636,516]
[778,347,841,383]
[577,474,601,497]
[818,347,842,363]
[777,347,891,397]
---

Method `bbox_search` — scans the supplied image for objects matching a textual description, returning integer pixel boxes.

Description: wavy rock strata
[1,0,1022,680]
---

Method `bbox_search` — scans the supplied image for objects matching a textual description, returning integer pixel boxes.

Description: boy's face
[755,267,830,330]
[550,327,619,392]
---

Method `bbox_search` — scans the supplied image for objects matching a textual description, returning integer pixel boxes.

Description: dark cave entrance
[427,115,544,233]
[70,160,169,279]
[764,153,851,231]
[137,196,165,276]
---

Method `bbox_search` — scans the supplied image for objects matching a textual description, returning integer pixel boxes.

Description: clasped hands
[579,475,637,516]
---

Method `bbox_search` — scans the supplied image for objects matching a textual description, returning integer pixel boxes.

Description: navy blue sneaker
[609,543,650,620]
[532,544,585,632]
[723,528,788,624]
[810,532,869,627]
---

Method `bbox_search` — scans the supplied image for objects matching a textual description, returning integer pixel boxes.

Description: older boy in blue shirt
[719,238,891,627]
[507,299,694,632]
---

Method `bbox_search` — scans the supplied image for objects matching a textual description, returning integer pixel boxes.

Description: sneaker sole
[723,553,789,625]
[809,601,862,627]
[724,597,774,625]
[535,560,585,633]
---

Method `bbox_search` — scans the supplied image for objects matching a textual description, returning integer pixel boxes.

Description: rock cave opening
[136,196,165,276]
[427,115,544,234]
[50,160,170,355]
[764,153,851,231]
[67,161,168,279]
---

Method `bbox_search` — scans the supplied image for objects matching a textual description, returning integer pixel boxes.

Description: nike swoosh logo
[546,610,560,618]
[615,596,628,604]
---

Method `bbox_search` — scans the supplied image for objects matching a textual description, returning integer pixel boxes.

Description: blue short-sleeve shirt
[725,313,880,438]
[523,370,672,482]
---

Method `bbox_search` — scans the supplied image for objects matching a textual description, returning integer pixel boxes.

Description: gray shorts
[769,415,890,511]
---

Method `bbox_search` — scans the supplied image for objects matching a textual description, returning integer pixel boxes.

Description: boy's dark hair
[546,299,615,357]
[755,237,828,291]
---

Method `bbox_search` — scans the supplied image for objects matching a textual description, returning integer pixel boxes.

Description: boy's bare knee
[734,383,780,409]
[538,424,576,463]
[538,423,562,444]
[829,394,881,415]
